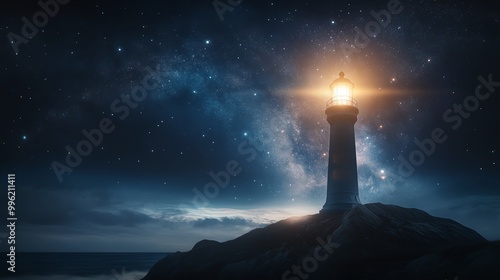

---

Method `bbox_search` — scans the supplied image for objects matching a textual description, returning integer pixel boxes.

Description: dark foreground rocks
[142,203,500,280]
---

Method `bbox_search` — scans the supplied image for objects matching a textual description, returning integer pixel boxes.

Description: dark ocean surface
[0,252,167,280]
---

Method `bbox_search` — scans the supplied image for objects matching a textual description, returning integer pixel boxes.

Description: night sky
[1,0,499,252]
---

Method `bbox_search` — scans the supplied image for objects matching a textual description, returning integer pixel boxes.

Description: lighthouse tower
[321,72,361,212]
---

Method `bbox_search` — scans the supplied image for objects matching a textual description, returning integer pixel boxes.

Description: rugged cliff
[142,203,500,280]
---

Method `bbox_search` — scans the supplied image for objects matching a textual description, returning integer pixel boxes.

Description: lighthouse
[321,72,361,212]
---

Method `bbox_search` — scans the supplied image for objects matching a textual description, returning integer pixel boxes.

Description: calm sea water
[0,252,167,280]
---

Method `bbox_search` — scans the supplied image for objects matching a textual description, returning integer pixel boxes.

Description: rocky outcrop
[142,203,499,280]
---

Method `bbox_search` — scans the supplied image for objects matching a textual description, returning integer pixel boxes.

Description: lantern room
[327,72,357,108]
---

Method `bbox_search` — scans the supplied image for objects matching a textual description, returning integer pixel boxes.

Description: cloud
[86,209,155,227]
[10,187,109,226]
[7,185,156,227]
[192,217,258,228]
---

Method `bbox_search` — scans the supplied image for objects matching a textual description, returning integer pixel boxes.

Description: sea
[0,252,167,280]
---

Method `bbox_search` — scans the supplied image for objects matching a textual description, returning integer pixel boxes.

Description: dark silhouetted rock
[142,203,500,280]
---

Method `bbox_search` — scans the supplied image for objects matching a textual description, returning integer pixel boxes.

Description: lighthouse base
[320,192,361,213]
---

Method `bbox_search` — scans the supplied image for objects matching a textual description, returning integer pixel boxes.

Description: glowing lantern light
[327,72,357,107]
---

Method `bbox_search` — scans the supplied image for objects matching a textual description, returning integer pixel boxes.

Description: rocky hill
[142,203,500,279]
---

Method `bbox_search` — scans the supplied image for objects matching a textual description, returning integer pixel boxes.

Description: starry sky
[1,0,499,252]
